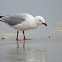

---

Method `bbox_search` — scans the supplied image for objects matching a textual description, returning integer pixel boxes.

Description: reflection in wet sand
[16,40,26,48]
[23,40,25,48]
[0,44,47,62]
[16,40,19,48]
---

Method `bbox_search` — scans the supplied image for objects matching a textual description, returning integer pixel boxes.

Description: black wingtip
[0,16,4,18]
[0,16,4,21]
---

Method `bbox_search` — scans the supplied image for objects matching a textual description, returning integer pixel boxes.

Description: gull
[0,13,47,47]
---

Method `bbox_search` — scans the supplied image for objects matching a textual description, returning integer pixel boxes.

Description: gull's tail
[0,16,4,21]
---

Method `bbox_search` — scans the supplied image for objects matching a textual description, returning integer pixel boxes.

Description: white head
[34,16,47,26]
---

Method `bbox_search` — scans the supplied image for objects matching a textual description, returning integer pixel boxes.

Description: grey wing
[2,14,27,26]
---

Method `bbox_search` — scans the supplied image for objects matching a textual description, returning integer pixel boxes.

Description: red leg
[23,31,31,40]
[16,31,19,48]
[16,31,19,40]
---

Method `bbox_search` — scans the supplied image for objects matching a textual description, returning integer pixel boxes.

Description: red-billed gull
[0,13,47,47]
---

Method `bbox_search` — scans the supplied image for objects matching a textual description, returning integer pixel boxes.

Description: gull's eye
[39,20,41,21]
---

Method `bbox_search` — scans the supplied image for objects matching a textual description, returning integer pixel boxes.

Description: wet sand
[0,39,62,62]
[0,0,62,62]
